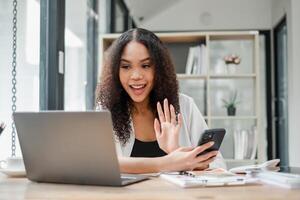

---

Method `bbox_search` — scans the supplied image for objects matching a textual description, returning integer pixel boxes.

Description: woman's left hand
[154,98,182,154]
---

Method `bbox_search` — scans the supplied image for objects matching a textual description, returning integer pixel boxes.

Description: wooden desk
[1,174,299,200]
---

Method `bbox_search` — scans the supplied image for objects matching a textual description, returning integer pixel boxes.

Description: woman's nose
[131,70,143,79]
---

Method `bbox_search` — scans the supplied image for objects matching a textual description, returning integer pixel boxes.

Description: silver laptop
[13,111,148,186]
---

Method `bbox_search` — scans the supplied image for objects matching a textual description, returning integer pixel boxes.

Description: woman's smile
[129,83,147,95]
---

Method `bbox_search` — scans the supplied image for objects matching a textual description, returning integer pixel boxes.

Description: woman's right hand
[160,142,218,172]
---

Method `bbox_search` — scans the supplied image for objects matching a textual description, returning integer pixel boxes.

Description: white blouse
[113,93,227,169]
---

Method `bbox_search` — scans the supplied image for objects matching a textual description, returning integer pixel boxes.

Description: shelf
[210,74,256,79]
[177,74,256,79]
[209,31,257,41]
[210,116,257,120]
[177,74,207,79]
[157,33,206,43]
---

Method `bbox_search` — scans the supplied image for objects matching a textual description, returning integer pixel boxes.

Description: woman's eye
[121,65,130,69]
[142,64,150,68]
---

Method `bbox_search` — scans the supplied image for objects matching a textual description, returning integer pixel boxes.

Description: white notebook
[256,169,300,189]
[160,171,247,188]
[229,159,280,174]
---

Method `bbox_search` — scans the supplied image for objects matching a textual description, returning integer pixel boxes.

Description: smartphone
[197,128,226,156]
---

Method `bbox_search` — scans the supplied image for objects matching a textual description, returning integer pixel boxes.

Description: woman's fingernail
[210,141,214,146]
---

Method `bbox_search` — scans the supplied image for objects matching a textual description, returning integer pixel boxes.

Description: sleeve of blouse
[95,102,123,157]
[188,98,208,146]
[188,98,227,170]
[114,139,123,156]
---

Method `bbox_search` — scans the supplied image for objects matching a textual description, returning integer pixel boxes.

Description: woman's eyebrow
[120,58,130,63]
[120,57,150,63]
[140,57,150,62]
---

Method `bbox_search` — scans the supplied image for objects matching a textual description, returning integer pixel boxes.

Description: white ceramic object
[0,157,26,177]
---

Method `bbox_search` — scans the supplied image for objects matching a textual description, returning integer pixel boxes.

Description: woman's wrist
[164,144,180,154]
[155,155,169,172]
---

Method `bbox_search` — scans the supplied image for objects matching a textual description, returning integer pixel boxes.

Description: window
[0,0,40,159]
[64,0,99,110]
[64,0,88,111]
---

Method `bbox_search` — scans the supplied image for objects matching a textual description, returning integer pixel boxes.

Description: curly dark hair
[95,28,179,145]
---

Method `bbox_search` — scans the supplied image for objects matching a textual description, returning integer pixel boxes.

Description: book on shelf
[200,44,207,74]
[185,44,207,75]
[233,126,257,160]
[185,46,195,74]
[192,46,201,74]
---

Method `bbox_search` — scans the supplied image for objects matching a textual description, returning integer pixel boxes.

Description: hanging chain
[11,0,18,157]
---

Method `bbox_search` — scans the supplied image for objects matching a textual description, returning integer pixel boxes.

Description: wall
[289,0,300,167]
[287,0,300,167]
[271,0,289,26]
[140,0,272,31]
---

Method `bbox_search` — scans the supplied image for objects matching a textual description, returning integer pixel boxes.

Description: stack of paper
[257,171,300,189]
[229,159,280,174]
[229,160,300,188]
[160,171,247,188]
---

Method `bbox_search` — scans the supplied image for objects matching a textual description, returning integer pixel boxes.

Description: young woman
[96,28,226,173]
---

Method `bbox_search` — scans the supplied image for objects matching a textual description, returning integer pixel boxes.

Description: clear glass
[0,0,40,159]
[64,0,87,111]
[209,39,254,74]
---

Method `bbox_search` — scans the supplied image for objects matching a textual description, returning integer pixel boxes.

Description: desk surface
[1,174,300,200]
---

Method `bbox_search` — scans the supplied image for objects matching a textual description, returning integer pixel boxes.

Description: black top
[130,138,167,157]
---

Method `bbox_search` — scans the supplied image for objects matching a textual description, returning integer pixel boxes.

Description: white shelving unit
[99,31,263,168]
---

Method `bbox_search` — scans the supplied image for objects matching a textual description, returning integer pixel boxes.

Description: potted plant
[222,90,240,116]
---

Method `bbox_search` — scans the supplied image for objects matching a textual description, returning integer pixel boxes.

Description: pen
[179,171,196,177]
[163,171,196,177]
